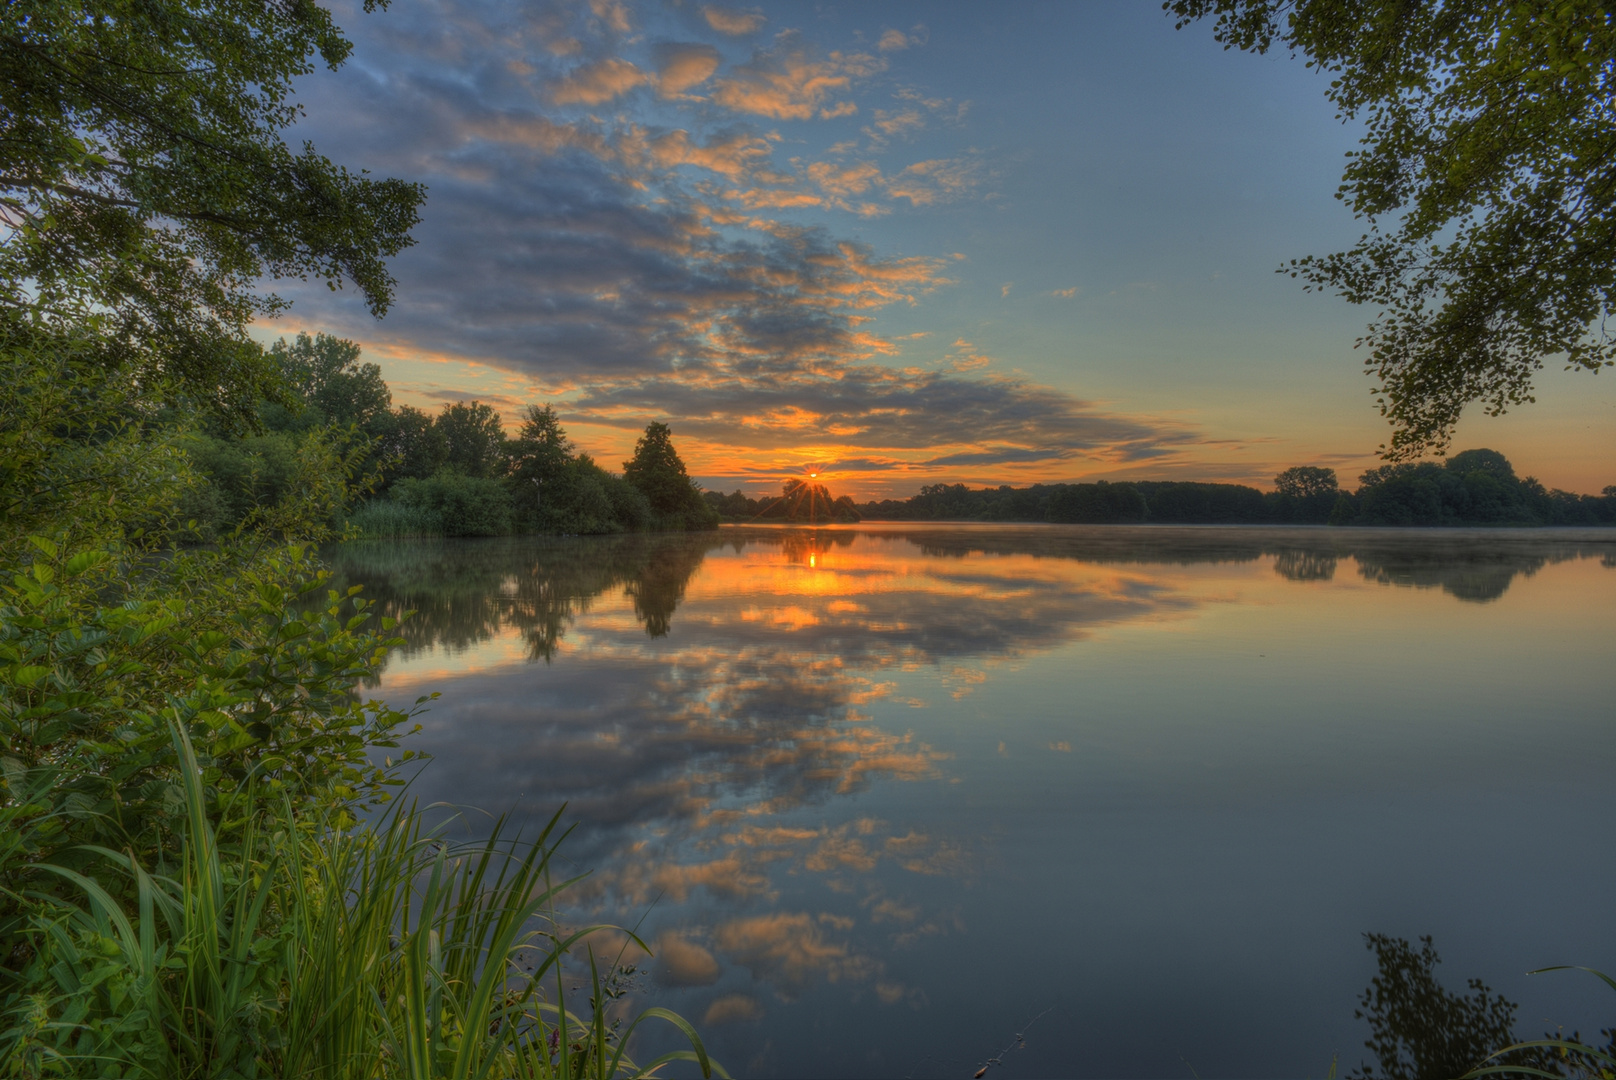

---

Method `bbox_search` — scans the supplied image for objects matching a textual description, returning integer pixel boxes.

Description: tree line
[181,332,719,539]
[704,479,864,523]
[851,454,1616,527]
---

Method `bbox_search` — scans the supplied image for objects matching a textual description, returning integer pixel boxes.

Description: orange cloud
[702,4,765,36]
[703,994,764,1024]
[653,932,722,986]
[711,912,877,995]
[551,57,649,105]
[655,43,722,98]
[588,0,632,34]
[886,156,984,205]
[711,35,883,121]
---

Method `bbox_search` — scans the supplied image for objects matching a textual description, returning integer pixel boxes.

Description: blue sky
[265,0,1615,496]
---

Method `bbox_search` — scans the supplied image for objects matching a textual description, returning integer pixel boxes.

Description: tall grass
[3,723,720,1079]
[349,499,444,539]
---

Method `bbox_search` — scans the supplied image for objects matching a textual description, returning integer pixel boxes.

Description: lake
[329,525,1616,1078]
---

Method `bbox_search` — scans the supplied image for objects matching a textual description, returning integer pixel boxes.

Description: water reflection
[326,527,1616,1078]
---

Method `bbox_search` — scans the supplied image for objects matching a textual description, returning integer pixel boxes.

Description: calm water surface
[330,526,1616,1078]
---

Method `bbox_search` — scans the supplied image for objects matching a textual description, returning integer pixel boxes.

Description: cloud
[711,912,877,995]
[885,155,985,205]
[702,5,765,36]
[1052,286,1080,298]
[710,33,883,121]
[588,0,633,33]
[550,57,649,105]
[703,994,764,1024]
[274,0,1195,491]
[653,42,722,98]
[877,28,912,52]
[653,933,722,986]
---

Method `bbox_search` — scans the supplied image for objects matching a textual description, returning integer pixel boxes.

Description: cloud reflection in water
[326,526,1616,1053]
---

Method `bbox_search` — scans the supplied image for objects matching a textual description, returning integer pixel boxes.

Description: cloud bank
[277,0,1203,493]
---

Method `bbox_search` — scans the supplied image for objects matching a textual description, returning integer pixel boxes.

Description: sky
[265,0,1616,499]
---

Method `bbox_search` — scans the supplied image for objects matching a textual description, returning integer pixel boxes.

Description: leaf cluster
[0,0,424,425]
[1167,0,1616,456]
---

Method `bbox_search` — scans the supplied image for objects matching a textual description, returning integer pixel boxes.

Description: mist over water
[330,526,1616,1079]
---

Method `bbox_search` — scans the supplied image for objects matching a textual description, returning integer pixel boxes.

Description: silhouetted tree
[623,422,716,529]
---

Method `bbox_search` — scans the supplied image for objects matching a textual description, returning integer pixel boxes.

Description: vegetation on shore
[849,453,1616,527]
[179,333,717,541]
[0,0,715,1072]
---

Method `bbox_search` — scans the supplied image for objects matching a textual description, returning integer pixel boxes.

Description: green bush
[394,472,513,537]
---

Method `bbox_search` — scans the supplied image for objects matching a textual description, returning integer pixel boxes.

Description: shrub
[394,471,513,537]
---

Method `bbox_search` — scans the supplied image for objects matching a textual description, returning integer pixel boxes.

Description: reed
[4,723,720,1079]
[348,499,445,539]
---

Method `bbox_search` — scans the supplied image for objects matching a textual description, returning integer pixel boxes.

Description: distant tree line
[705,479,863,523]
[854,454,1616,527]
[182,333,718,538]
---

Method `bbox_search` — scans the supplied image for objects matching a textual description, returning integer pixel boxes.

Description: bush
[394,471,513,537]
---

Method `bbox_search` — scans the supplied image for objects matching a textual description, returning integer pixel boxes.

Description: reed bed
[3,725,719,1080]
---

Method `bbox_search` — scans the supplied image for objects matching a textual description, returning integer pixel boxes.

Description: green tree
[0,0,424,424]
[371,404,445,487]
[506,404,575,518]
[435,401,506,478]
[622,421,717,528]
[269,332,392,431]
[1169,0,1616,458]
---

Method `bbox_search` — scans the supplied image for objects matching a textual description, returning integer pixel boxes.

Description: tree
[1168,0,1616,458]
[435,401,506,478]
[1273,466,1338,500]
[0,0,424,423]
[623,421,692,516]
[372,404,445,486]
[622,421,716,527]
[270,332,392,431]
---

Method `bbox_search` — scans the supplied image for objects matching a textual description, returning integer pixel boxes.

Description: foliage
[1330,450,1616,526]
[436,402,508,480]
[0,0,424,426]
[622,423,718,531]
[269,333,393,433]
[505,407,651,535]
[392,472,514,538]
[1349,935,1614,1080]
[372,404,447,489]
[0,325,191,564]
[1167,0,1616,458]
[1350,934,1530,1080]
[1045,481,1148,524]
[857,453,1613,527]
[1,726,721,1079]
[0,340,716,1079]
[345,499,443,540]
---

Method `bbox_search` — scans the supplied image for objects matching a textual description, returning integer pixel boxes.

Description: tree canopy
[1168,0,1616,458]
[0,0,424,423]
